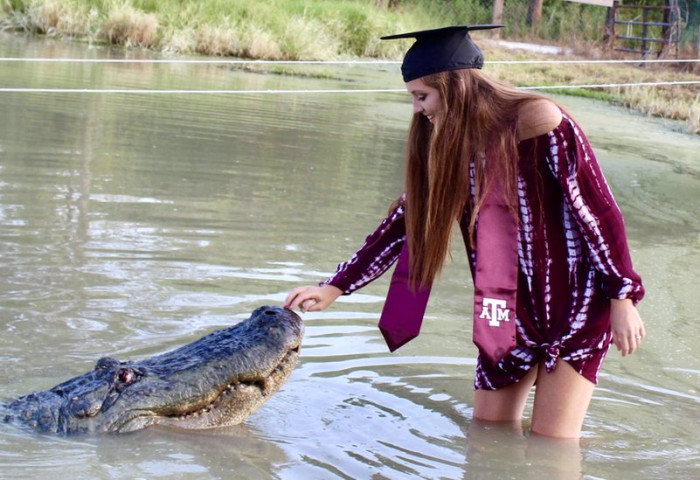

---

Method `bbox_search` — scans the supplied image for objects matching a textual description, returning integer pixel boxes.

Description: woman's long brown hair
[404,69,545,288]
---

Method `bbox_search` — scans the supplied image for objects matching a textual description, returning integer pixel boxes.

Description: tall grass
[0,0,614,58]
[0,0,425,59]
[0,0,680,57]
[103,3,157,47]
[404,0,608,47]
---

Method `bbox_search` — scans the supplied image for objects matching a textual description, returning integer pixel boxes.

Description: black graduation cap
[381,25,503,82]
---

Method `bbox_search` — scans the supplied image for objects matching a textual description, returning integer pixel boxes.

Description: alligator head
[3,306,304,434]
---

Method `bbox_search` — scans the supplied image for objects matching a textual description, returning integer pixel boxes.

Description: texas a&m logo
[479,297,510,327]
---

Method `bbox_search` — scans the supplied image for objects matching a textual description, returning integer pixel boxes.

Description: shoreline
[1,0,698,134]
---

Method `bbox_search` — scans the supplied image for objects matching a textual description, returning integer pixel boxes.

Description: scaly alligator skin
[3,306,303,434]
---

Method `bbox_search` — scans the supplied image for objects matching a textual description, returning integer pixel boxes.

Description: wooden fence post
[527,0,544,26]
[493,0,505,38]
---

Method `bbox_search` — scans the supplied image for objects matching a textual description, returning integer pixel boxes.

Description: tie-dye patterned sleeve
[545,115,645,304]
[321,197,407,295]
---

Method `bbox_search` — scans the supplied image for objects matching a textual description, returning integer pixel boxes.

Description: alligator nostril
[264,309,277,316]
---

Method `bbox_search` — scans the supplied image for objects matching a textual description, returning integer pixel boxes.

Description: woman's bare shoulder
[517,99,563,141]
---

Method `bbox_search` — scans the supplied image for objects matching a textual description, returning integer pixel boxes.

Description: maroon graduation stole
[378,244,432,352]
[471,174,518,363]
[378,168,518,361]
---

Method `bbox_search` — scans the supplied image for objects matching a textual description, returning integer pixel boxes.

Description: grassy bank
[1,0,698,133]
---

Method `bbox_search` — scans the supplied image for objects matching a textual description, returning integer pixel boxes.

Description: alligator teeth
[163,346,300,422]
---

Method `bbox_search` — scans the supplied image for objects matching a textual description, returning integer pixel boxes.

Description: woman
[285,25,645,439]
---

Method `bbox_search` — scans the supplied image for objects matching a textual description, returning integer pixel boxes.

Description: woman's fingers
[284,286,314,309]
[285,285,343,312]
[610,299,645,357]
[300,298,318,312]
[613,330,645,356]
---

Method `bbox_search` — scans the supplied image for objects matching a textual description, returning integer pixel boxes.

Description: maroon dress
[321,114,645,389]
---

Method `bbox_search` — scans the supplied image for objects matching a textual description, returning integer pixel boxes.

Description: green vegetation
[0,0,418,58]
[1,0,698,133]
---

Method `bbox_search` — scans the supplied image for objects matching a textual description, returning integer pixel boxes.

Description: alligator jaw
[112,344,301,432]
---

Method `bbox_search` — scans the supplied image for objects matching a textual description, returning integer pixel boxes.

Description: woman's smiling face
[406,78,443,124]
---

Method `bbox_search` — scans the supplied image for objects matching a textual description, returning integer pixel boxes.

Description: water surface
[1,32,699,479]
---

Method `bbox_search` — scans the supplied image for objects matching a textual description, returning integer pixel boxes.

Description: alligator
[2,306,303,435]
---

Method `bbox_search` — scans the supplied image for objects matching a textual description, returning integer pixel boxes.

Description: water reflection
[1,32,699,479]
[466,421,584,480]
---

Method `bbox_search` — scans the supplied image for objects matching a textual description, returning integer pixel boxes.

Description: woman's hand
[284,284,343,312]
[610,298,645,356]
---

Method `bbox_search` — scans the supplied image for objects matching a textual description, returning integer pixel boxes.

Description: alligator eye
[95,357,120,371]
[117,368,135,384]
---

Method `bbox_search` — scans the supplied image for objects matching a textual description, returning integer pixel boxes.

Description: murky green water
[1,32,698,479]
